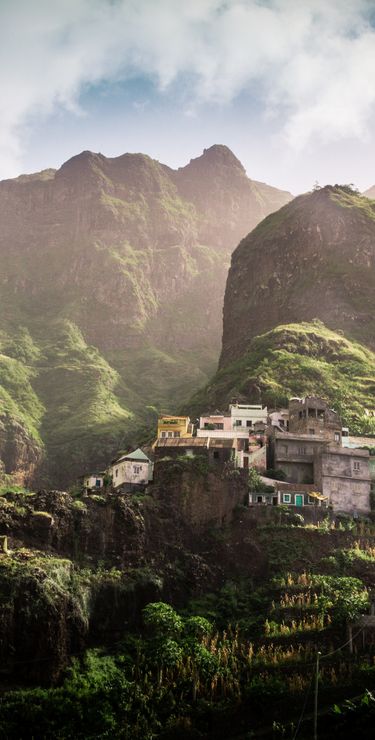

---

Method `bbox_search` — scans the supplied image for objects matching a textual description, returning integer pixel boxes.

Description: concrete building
[157,415,193,439]
[199,412,232,432]
[268,431,326,484]
[154,436,236,466]
[236,435,267,470]
[249,483,326,507]
[83,473,105,491]
[230,403,268,430]
[314,447,371,515]
[111,448,154,490]
[288,396,342,445]
[269,409,289,430]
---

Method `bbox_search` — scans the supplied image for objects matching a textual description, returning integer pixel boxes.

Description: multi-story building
[266,396,371,513]
[289,396,342,445]
[268,431,326,484]
[157,415,193,439]
[230,403,268,430]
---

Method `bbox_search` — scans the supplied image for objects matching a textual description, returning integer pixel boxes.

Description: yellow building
[157,415,193,439]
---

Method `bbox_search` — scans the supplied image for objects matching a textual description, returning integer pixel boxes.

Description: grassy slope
[187,320,375,434]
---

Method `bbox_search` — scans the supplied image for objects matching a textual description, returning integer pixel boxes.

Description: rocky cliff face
[0,145,292,485]
[220,186,375,368]
[0,461,250,682]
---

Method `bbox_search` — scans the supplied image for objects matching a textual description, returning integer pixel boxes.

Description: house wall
[112,460,151,488]
[272,436,324,483]
[157,416,192,439]
[237,444,267,471]
[197,429,248,439]
[230,404,268,429]
[199,415,232,431]
[84,476,103,489]
[276,461,314,484]
[269,410,289,429]
[289,397,341,444]
[315,450,371,514]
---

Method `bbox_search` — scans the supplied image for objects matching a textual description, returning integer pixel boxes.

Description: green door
[295,494,304,507]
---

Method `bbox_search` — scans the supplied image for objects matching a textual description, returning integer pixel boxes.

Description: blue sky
[1,1,375,193]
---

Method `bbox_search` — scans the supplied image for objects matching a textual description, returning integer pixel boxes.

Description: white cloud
[1,0,375,177]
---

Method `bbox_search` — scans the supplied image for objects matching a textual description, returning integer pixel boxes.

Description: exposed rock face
[220,186,375,368]
[0,145,292,485]
[0,463,250,682]
[0,415,42,487]
[363,185,375,199]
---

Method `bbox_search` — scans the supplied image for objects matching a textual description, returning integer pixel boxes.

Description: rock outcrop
[220,185,375,368]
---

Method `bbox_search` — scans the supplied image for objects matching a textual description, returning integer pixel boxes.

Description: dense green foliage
[0,575,373,739]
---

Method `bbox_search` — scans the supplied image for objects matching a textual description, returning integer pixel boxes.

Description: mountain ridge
[0,145,292,486]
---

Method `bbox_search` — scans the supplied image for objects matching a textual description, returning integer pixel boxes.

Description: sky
[1,0,375,194]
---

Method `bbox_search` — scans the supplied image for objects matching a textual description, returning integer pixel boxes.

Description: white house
[83,473,105,491]
[110,448,154,489]
[230,403,268,430]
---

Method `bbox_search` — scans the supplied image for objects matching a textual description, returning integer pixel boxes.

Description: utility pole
[314,651,321,740]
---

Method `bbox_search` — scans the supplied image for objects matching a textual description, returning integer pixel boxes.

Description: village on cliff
[82,396,375,517]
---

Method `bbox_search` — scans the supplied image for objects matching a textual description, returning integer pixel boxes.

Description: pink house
[199,413,232,432]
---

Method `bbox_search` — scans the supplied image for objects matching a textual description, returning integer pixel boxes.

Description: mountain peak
[58,150,106,178]
[220,182,375,368]
[182,144,246,174]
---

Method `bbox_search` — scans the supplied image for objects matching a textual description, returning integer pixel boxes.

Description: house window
[161,432,167,438]
[173,431,180,438]
[353,461,360,471]
[96,479,101,488]
[257,495,263,503]
[309,429,315,435]
[283,493,291,503]
[334,433,340,442]
[246,420,252,427]
[167,431,173,438]
[234,419,242,426]
[282,445,288,455]
[133,465,141,474]
[298,447,307,455]
[213,450,220,459]
[115,469,118,477]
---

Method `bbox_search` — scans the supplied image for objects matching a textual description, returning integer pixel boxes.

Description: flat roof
[274,432,328,443]
[155,437,208,447]
[321,447,370,458]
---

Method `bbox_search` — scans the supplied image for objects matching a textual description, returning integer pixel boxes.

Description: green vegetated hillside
[187,321,375,434]
[0,145,292,486]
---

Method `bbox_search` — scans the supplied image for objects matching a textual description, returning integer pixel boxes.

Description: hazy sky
[1,0,375,193]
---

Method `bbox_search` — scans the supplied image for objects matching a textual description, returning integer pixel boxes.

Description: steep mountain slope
[187,320,375,434]
[220,186,375,368]
[0,145,292,485]
[363,185,375,199]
